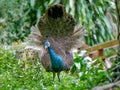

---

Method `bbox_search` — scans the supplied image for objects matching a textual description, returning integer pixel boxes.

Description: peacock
[27,4,85,81]
[44,39,65,81]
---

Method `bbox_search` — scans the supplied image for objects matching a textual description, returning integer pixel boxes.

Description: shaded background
[0,0,117,45]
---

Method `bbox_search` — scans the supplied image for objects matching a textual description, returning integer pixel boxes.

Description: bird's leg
[57,72,60,82]
[52,72,56,81]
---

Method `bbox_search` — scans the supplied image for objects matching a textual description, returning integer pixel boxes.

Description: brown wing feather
[41,52,52,72]
[63,52,73,70]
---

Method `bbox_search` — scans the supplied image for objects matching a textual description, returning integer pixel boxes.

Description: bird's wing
[41,52,52,72]
[63,52,73,70]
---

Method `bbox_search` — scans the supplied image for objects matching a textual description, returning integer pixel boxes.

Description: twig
[92,80,120,90]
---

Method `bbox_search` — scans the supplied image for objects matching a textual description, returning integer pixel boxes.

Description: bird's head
[44,40,50,48]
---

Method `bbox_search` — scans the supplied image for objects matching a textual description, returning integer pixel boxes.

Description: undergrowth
[0,45,114,90]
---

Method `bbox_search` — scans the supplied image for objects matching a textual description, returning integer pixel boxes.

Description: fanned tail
[26,26,44,49]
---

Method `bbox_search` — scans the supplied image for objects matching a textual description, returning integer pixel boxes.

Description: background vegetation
[0,45,113,90]
[0,0,119,90]
[0,0,117,45]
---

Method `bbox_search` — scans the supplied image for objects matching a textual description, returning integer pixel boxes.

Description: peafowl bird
[44,39,65,81]
[27,4,85,81]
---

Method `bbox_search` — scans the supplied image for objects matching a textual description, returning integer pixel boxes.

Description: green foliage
[0,0,35,44]
[0,0,117,45]
[0,45,81,89]
[111,0,120,81]
[0,45,116,90]
[72,53,112,89]
[65,0,116,45]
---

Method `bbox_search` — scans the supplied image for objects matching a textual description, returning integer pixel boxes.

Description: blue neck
[48,47,57,61]
[47,46,64,72]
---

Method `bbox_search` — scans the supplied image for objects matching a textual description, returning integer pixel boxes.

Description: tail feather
[27,26,43,48]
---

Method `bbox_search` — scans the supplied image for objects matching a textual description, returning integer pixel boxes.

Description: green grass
[0,45,81,90]
[0,45,114,90]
